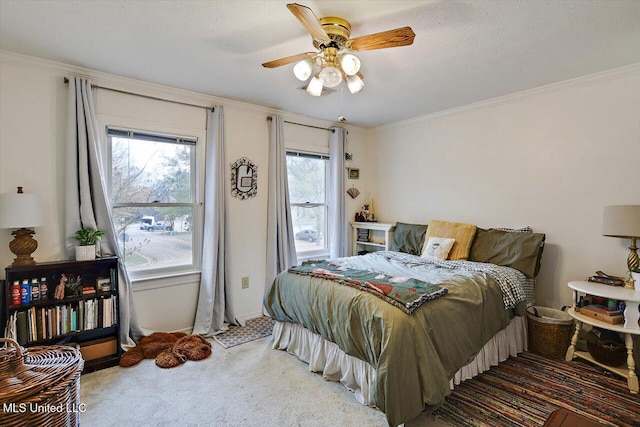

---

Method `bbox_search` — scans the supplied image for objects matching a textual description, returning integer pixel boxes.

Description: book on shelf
[580,305,624,325]
[7,296,115,344]
[16,311,27,345]
[581,304,621,316]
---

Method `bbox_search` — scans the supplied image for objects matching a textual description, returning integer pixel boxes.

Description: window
[106,127,199,277]
[286,151,329,258]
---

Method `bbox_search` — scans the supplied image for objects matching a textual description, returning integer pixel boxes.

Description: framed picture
[231,157,258,199]
[96,277,111,292]
[348,168,359,179]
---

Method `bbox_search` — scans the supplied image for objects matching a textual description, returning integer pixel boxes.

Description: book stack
[7,295,118,345]
[580,304,624,325]
[587,275,625,286]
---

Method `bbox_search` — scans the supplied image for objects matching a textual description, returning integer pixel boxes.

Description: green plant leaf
[74,228,105,246]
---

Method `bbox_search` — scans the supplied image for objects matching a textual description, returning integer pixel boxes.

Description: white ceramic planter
[75,245,96,261]
[632,271,640,292]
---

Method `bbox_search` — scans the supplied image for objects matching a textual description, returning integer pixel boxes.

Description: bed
[263,220,545,426]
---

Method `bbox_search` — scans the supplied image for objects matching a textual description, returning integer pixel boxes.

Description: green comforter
[263,252,526,426]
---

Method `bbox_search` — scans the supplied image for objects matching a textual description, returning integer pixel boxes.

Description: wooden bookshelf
[2,257,121,373]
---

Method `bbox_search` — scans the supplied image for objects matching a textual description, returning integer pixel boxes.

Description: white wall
[5,49,635,329]
[0,51,372,332]
[372,66,640,308]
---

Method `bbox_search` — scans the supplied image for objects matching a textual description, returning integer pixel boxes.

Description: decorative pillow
[469,228,546,278]
[421,237,455,261]
[423,220,477,260]
[391,222,428,255]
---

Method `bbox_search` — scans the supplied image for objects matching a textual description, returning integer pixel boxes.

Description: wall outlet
[241,276,249,289]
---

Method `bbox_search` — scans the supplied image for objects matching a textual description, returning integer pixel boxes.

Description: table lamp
[0,187,44,266]
[602,205,640,289]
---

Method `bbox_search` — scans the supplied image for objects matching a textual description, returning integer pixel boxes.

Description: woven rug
[434,352,640,426]
[213,316,275,349]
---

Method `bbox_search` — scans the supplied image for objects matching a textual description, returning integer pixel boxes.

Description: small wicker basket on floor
[527,306,574,359]
[0,337,84,427]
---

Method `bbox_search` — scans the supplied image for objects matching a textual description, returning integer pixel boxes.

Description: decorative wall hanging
[231,157,257,199]
[348,168,359,179]
[346,187,360,199]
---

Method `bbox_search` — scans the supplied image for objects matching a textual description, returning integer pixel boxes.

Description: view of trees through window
[108,130,196,272]
[287,152,328,256]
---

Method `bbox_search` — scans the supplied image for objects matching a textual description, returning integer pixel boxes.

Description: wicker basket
[586,328,627,367]
[0,338,84,427]
[527,306,574,359]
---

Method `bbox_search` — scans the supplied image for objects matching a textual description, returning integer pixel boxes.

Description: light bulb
[293,59,313,81]
[306,76,323,96]
[319,66,342,88]
[340,54,361,76]
[346,74,364,94]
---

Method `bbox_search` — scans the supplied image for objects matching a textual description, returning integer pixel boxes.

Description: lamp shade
[318,66,342,88]
[0,192,44,229]
[602,205,640,238]
[306,76,323,96]
[347,74,364,94]
[293,59,313,81]
[340,54,361,76]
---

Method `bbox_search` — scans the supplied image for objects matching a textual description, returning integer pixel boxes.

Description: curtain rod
[267,116,335,133]
[63,77,214,111]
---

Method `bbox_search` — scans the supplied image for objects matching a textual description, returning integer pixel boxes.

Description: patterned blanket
[379,251,527,309]
[289,260,448,314]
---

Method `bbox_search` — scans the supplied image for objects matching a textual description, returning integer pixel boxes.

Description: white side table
[350,222,395,256]
[565,280,640,394]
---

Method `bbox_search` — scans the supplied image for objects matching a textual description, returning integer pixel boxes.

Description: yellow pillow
[423,220,477,260]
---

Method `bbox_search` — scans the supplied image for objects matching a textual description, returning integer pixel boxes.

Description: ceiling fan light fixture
[293,59,313,81]
[319,66,342,88]
[340,53,361,76]
[347,74,364,94]
[306,76,323,96]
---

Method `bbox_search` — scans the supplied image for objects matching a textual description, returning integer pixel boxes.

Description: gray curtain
[65,77,144,347]
[265,115,298,290]
[329,127,348,258]
[193,107,241,336]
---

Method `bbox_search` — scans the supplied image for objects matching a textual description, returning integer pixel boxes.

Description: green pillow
[391,222,428,255]
[469,228,545,278]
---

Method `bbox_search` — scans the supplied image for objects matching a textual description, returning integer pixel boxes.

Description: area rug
[213,316,275,349]
[434,352,640,427]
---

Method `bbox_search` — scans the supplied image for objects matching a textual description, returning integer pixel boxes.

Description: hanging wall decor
[231,157,257,199]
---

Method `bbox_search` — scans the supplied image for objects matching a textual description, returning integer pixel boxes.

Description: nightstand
[565,280,640,394]
[350,222,394,255]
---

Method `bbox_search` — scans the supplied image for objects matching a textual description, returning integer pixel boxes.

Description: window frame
[286,150,330,260]
[105,126,202,280]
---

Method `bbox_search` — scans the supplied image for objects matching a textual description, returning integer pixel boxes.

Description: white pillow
[421,237,455,260]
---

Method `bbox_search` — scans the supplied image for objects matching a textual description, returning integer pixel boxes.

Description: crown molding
[0,49,366,133]
[374,63,640,131]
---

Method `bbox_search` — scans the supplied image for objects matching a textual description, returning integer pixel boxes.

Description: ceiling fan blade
[262,52,315,69]
[348,27,415,51]
[287,3,329,42]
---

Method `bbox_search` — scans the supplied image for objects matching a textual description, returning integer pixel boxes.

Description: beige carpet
[80,335,449,426]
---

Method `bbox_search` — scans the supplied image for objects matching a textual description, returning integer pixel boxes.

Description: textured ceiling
[1,0,639,128]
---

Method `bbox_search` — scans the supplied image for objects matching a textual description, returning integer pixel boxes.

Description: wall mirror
[231,157,257,199]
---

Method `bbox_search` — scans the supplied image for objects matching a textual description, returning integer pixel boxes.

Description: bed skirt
[271,315,528,408]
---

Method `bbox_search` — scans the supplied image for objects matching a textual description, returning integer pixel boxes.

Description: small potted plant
[631,267,640,291]
[74,227,105,261]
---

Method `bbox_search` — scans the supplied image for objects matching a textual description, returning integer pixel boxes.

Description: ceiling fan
[262,3,415,96]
